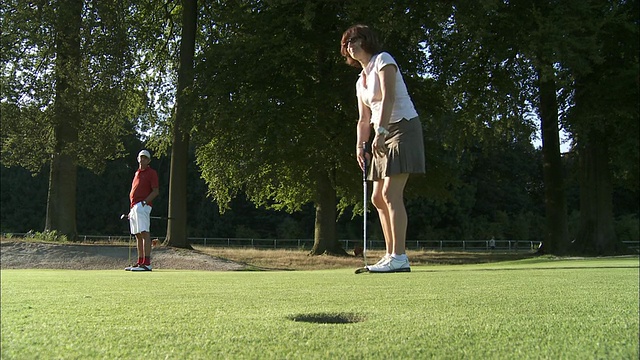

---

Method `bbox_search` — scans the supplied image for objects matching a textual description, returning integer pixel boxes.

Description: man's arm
[145,187,159,204]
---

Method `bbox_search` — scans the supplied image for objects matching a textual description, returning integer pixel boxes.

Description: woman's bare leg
[371,180,391,255]
[371,173,409,255]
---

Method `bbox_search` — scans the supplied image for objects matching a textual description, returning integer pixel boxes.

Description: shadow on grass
[410,251,538,266]
[412,265,639,273]
[288,312,366,324]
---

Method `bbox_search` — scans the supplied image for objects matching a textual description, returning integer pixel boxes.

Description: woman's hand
[356,146,371,172]
[372,134,387,157]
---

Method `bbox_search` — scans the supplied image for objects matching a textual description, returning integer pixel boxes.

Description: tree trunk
[571,72,628,255]
[45,153,78,239]
[166,0,197,249]
[310,171,347,256]
[166,133,191,248]
[576,135,619,254]
[537,65,570,254]
[45,0,83,240]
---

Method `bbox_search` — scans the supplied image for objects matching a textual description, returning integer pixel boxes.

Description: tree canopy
[1,0,637,255]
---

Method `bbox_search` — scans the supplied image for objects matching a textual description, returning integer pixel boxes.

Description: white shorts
[129,202,152,235]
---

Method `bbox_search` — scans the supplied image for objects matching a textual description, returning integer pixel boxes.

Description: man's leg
[131,231,152,271]
[131,204,153,271]
[125,232,145,270]
[141,231,152,265]
[135,233,145,265]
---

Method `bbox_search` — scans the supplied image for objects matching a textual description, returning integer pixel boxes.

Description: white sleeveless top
[356,52,418,126]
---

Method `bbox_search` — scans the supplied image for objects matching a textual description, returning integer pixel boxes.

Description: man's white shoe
[124,263,141,271]
[130,264,152,271]
[368,256,411,273]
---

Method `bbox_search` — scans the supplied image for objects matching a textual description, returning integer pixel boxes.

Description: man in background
[126,149,159,271]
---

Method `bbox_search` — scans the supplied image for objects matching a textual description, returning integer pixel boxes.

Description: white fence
[187,237,544,252]
[4,233,639,252]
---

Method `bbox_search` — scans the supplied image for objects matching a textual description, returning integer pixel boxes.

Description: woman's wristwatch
[376,126,390,136]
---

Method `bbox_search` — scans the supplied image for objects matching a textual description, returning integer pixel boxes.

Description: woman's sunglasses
[342,37,361,47]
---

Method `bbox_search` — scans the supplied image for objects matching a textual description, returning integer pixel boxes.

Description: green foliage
[2,258,638,358]
[234,224,260,239]
[425,0,639,254]
[1,0,158,174]
[424,1,539,149]
[24,230,69,243]
[2,1,636,247]
[564,0,640,191]
[0,104,53,173]
[276,216,305,239]
[193,1,460,217]
[615,214,639,243]
[0,165,48,232]
[4,147,635,243]
[194,1,359,214]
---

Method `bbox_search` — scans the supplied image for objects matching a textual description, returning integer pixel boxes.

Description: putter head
[354,267,369,274]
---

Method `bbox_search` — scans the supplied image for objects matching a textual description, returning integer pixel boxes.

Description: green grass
[2,257,638,359]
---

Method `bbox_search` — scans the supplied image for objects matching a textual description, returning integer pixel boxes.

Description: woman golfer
[341,25,425,273]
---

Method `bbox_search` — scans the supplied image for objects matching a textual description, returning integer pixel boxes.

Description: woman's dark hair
[340,24,383,68]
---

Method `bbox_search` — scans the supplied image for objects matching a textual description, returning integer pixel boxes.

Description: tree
[537,61,570,253]
[45,0,83,239]
[165,0,197,249]
[420,1,632,253]
[2,1,151,239]
[567,1,639,254]
[194,0,358,255]
[192,0,460,255]
[434,0,638,255]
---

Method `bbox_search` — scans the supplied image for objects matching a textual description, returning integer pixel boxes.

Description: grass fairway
[2,257,638,359]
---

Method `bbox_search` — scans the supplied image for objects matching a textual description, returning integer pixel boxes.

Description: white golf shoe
[368,255,411,273]
[130,264,152,271]
[125,263,141,271]
[365,254,390,271]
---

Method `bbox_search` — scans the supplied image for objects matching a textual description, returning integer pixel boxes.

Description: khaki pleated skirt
[369,116,426,181]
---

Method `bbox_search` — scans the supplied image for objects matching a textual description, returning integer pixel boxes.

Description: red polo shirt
[130,167,159,208]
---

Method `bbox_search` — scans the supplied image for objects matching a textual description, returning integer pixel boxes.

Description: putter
[120,213,133,267]
[150,216,172,220]
[355,142,370,274]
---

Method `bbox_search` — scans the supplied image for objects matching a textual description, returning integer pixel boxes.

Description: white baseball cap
[138,149,151,159]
